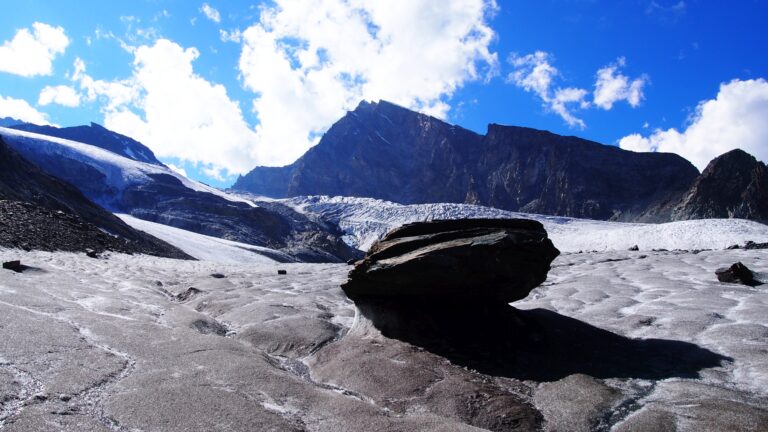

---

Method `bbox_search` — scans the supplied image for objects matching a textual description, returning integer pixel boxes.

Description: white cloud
[73,58,140,111]
[508,53,649,128]
[0,94,52,125]
[593,57,647,110]
[507,51,588,128]
[73,0,498,175]
[74,40,260,176]
[619,78,768,170]
[0,22,69,77]
[552,87,590,128]
[238,0,499,164]
[200,3,221,23]
[203,165,226,181]
[38,85,81,107]
[219,29,241,43]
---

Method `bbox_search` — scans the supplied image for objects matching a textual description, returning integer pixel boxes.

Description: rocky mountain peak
[233,100,700,221]
[672,148,768,222]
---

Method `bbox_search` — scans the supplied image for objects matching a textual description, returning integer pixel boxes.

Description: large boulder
[341,218,560,304]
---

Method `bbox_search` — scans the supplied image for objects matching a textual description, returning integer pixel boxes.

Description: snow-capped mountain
[281,195,768,252]
[0,126,358,263]
[9,122,164,165]
[0,135,189,258]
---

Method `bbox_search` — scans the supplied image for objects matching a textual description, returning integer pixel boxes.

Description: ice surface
[0,245,765,430]
[283,195,768,252]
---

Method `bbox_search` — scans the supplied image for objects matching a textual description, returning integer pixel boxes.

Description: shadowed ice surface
[355,300,730,382]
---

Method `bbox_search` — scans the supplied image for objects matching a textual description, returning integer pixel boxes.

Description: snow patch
[117,214,289,264]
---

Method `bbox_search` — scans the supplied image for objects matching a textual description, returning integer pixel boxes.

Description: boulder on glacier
[341,218,560,304]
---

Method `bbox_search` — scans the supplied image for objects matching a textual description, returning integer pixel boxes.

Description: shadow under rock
[356,300,731,382]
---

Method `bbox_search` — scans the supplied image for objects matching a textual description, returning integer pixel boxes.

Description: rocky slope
[0,127,358,263]
[234,100,699,221]
[0,136,190,258]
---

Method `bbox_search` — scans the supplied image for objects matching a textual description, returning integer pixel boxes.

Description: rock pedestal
[340,218,561,380]
[341,218,560,304]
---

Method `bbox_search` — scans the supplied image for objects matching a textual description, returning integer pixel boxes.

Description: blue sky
[1,0,767,187]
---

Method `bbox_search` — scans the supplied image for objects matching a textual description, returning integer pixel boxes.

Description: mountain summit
[672,149,768,222]
[233,100,699,221]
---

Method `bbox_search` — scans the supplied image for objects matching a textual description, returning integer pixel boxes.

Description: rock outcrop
[342,218,560,303]
[234,100,699,221]
[715,262,761,286]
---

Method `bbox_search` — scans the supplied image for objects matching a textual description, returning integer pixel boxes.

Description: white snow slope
[0,127,255,207]
[283,196,768,252]
[117,214,290,264]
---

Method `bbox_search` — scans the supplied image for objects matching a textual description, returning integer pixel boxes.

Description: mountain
[0,127,359,263]
[0,136,190,258]
[233,100,699,221]
[10,122,163,165]
[0,117,23,128]
[671,149,768,222]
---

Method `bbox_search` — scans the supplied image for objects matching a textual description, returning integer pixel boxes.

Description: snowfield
[116,214,291,264]
[1,242,766,430]
[282,195,768,252]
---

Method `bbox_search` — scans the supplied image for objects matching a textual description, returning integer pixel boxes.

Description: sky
[0,0,767,188]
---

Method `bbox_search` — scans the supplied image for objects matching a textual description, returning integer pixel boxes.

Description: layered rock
[341,218,560,303]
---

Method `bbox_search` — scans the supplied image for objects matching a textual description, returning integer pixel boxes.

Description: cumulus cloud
[73,40,260,176]
[200,3,221,23]
[238,0,499,164]
[619,78,768,170]
[508,52,648,128]
[72,0,498,175]
[38,85,81,107]
[73,58,139,110]
[593,57,647,110]
[0,94,52,125]
[507,51,589,128]
[0,22,69,77]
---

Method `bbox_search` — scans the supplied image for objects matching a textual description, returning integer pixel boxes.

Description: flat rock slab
[342,218,560,303]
